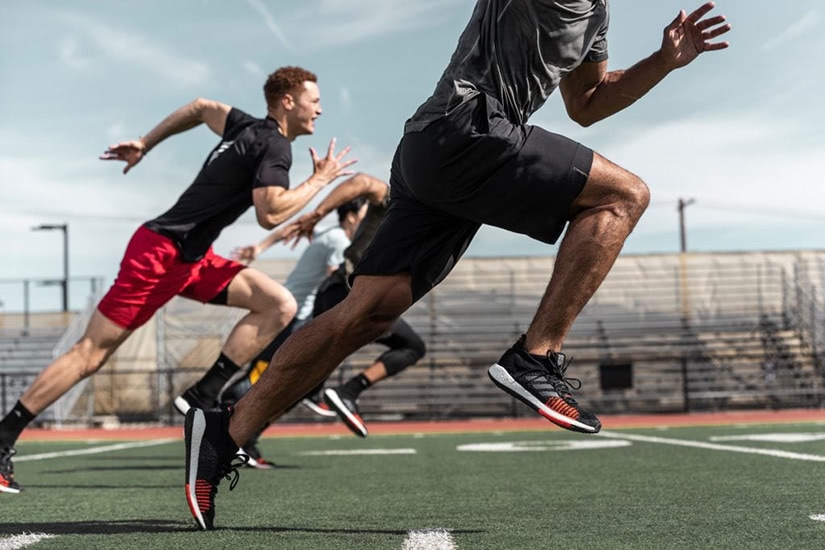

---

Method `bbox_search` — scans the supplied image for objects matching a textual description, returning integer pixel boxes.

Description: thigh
[353,197,480,303]
[217,267,293,313]
[179,249,246,303]
[439,125,592,245]
[98,226,192,330]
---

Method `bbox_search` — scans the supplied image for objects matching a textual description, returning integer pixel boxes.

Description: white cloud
[762,9,820,51]
[52,10,210,88]
[339,87,352,111]
[246,0,295,52]
[242,60,265,77]
[288,0,468,49]
[58,36,91,69]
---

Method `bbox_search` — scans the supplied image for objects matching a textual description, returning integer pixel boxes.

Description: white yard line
[15,439,176,462]
[599,431,825,462]
[299,448,417,456]
[0,534,55,550]
[401,529,456,550]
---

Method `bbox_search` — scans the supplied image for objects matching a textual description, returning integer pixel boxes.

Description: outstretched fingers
[686,1,716,24]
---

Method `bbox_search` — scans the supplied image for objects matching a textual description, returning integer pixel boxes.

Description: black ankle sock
[342,374,371,398]
[194,353,241,399]
[0,401,35,448]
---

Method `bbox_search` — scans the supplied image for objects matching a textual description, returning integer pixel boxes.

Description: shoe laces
[542,353,582,403]
[218,454,249,491]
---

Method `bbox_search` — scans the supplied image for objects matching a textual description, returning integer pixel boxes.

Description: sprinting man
[0,65,355,494]
[221,173,426,447]
[184,1,731,529]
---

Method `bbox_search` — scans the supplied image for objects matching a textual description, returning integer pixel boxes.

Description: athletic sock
[0,401,35,449]
[193,353,242,400]
[342,374,371,398]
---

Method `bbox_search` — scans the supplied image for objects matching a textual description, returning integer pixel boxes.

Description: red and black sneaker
[300,392,337,418]
[239,441,276,470]
[488,335,601,434]
[323,387,368,438]
[184,406,247,530]
[0,447,21,494]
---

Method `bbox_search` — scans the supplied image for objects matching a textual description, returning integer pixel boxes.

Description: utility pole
[32,223,69,312]
[677,198,695,253]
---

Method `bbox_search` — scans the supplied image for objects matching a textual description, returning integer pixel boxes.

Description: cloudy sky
[2,0,824,311]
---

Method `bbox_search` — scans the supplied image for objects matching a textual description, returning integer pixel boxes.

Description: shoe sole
[488,364,600,434]
[323,389,368,438]
[174,396,191,416]
[184,409,209,530]
[0,484,21,494]
[301,399,338,418]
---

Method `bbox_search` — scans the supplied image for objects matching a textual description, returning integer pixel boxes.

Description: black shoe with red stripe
[488,335,601,434]
[323,387,368,438]
[184,406,247,530]
[0,447,21,494]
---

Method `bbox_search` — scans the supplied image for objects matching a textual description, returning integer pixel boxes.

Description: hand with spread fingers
[100,139,149,174]
[661,2,731,70]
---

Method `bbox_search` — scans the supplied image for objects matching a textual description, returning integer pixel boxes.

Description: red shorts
[97,226,246,330]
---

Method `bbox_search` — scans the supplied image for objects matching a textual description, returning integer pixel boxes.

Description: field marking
[0,533,56,550]
[710,433,825,443]
[810,514,825,522]
[401,529,456,550]
[15,439,176,462]
[299,448,417,456]
[600,431,825,462]
[457,440,631,452]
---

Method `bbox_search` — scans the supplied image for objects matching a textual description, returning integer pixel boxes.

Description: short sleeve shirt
[284,226,351,320]
[406,0,609,131]
[145,108,291,262]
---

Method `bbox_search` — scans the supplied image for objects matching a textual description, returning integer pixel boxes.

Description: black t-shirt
[144,108,291,262]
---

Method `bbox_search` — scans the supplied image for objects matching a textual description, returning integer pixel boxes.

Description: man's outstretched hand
[100,139,148,174]
[661,2,731,70]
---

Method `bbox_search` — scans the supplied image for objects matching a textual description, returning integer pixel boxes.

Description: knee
[408,333,426,361]
[622,174,650,220]
[267,288,297,327]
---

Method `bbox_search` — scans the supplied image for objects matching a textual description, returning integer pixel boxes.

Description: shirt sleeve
[326,231,350,269]
[584,11,609,62]
[222,108,253,139]
[254,137,291,189]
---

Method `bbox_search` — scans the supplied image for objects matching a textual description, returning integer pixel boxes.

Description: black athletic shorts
[353,93,593,302]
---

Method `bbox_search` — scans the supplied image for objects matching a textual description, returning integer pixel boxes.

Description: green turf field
[2,422,825,549]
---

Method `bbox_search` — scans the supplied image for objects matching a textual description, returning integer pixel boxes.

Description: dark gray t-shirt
[407,0,609,131]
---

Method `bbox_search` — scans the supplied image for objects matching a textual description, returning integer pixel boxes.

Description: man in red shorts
[0,66,355,494]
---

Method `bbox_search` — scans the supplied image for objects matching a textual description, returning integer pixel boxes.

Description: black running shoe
[323,387,368,437]
[184,406,246,530]
[488,335,601,434]
[301,391,337,418]
[174,386,217,416]
[0,447,21,494]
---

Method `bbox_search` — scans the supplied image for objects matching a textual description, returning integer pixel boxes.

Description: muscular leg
[525,152,650,354]
[19,310,131,415]
[229,274,413,447]
[219,268,296,367]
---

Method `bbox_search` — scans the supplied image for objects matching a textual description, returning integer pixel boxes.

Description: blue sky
[2,0,824,311]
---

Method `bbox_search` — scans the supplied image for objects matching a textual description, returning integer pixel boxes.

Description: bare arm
[560,2,730,127]
[100,97,231,173]
[288,172,389,244]
[231,224,292,264]
[252,138,357,229]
